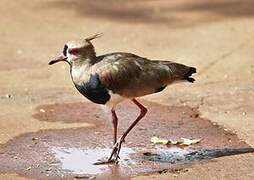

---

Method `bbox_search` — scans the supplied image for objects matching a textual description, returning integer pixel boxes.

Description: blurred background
[0,0,254,179]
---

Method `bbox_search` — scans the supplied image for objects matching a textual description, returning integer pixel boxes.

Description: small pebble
[5,94,12,98]
[17,49,23,55]
[32,137,38,141]
[45,168,51,171]
[242,112,247,116]
[40,109,46,113]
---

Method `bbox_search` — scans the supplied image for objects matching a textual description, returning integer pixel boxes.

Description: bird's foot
[107,136,125,164]
[93,158,115,165]
[93,136,125,165]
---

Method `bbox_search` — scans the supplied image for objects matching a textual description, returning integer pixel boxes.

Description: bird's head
[49,33,101,66]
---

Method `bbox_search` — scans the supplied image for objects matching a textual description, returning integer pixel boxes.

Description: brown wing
[95,55,143,93]
[94,53,196,97]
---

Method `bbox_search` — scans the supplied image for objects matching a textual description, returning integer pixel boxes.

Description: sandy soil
[0,0,254,179]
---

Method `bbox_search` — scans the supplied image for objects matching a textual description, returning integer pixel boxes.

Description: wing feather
[92,53,195,97]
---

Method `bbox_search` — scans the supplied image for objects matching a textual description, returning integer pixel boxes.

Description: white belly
[105,91,126,109]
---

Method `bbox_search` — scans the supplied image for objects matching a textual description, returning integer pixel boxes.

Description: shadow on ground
[42,0,254,27]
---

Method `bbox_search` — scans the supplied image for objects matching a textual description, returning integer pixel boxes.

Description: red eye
[69,48,79,55]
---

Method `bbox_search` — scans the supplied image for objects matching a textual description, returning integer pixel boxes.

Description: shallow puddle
[51,147,135,175]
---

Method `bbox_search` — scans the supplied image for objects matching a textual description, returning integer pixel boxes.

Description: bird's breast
[74,73,111,105]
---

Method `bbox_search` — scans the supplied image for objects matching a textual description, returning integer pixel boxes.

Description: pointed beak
[48,54,67,65]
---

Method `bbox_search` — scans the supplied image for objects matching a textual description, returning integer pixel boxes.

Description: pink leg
[121,99,147,140]
[94,109,119,165]
[108,99,147,163]
[111,109,118,145]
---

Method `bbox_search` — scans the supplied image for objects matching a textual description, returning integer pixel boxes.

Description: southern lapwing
[49,34,196,164]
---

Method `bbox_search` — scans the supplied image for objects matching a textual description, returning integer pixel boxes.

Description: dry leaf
[151,136,169,145]
[151,136,201,146]
[179,138,201,145]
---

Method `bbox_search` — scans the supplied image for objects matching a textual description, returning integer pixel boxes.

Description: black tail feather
[184,67,196,83]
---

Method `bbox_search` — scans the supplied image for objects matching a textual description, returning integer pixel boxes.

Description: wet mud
[0,100,253,179]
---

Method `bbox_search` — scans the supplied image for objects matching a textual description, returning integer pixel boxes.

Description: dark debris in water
[185,148,254,161]
[144,147,254,163]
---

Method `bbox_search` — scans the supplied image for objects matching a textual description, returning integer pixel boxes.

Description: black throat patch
[75,74,110,104]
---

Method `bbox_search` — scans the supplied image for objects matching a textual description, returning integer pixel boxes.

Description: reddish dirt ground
[0,0,254,179]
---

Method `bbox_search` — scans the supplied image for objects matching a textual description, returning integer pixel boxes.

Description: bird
[48,34,196,164]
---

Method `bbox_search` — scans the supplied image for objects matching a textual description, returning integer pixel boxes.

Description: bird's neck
[71,62,90,82]
[70,48,98,84]
[70,57,96,85]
